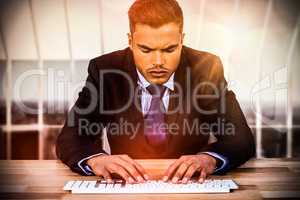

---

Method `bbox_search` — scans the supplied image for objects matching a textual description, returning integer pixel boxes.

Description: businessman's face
[128,23,184,85]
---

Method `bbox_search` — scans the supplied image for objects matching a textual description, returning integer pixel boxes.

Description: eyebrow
[137,44,179,51]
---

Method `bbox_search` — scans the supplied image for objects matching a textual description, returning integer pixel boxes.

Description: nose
[153,51,165,66]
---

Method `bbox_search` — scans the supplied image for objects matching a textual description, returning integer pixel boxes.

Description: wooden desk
[0,159,300,200]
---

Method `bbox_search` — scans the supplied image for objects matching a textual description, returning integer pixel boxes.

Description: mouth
[148,70,168,78]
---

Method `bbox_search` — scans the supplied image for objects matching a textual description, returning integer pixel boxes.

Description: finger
[162,158,185,182]
[198,169,207,183]
[134,162,150,180]
[119,155,149,181]
[115,157,144,182]
[182,163,200,183]
[207,163,216,175]
[106,163,134,183]
[171,160,193,183]
[93,167,113,183]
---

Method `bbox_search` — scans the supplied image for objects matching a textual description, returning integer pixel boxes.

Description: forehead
[132,23,181,47]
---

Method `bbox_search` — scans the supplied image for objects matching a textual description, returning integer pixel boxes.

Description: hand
[86,154,149,183]
[162,154,217,184]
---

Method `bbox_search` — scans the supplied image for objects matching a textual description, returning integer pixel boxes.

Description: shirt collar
[136,69,174,91]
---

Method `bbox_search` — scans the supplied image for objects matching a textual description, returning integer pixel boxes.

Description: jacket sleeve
[199,56,255,174]
[56,59,108,175]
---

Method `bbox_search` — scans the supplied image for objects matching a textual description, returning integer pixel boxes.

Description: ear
[127,33,133,50]
[180,33,185,44]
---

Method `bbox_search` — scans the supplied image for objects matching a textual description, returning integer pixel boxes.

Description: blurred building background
[0,0,299,160]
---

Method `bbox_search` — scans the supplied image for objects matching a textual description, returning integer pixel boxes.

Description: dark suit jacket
[56,46,255,175]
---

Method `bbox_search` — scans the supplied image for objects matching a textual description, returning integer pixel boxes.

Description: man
[56,0,255,184]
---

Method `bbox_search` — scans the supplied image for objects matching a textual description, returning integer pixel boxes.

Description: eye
[164,48,176,53]
[141,49,151,53]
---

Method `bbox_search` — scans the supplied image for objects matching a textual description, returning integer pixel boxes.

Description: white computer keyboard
[63,179,238,194]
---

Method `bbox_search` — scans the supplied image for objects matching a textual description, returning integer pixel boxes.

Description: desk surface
[0,159,300,200]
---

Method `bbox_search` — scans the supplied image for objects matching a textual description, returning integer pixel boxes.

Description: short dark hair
[128,0,184,33]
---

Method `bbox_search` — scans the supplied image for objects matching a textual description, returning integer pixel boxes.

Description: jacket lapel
[165,48,189,127]
[122,48,144,125]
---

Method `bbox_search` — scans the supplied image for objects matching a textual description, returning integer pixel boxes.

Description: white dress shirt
[136,69,174,115]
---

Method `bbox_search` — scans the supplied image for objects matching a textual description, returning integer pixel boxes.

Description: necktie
[144,84,167,146]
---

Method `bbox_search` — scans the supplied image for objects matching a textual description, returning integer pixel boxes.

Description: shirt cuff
[198,151,229,173]
[77,153,108,175]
